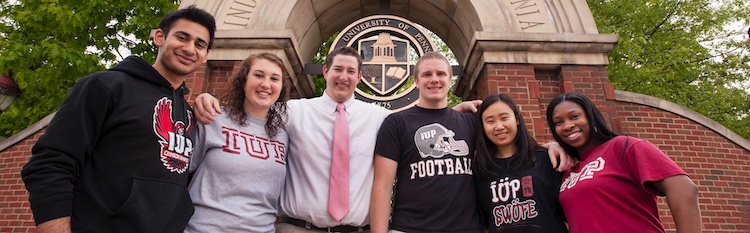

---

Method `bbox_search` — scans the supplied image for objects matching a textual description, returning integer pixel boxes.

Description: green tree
[588,0,750,139]
[0,0,178,138]
[310,33,337,96]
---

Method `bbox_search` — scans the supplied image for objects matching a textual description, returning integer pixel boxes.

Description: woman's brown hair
[220,52,290,138]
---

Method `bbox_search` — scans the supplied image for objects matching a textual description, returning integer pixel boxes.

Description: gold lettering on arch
[509,0,545,30]
[224,0,258,26]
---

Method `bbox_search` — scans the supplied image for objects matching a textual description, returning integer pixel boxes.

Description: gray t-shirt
[185,111,288,233]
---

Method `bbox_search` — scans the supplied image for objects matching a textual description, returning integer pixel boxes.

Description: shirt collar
[321,90,355,115]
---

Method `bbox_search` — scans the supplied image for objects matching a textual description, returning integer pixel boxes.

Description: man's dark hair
[158,5,217,48]
[325,47,363,70]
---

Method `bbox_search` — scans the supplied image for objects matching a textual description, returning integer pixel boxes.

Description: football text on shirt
[409,157,473,179]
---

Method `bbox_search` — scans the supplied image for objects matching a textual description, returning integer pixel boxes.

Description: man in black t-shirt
[370,52,483,233]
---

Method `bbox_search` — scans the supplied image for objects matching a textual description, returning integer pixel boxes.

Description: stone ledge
[0,112,54,152]
[470,32,619,53]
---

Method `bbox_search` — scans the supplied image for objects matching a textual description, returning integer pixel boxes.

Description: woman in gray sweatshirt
[185,52,290,233]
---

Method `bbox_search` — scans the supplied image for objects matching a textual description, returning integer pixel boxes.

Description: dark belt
[284,217,370,232]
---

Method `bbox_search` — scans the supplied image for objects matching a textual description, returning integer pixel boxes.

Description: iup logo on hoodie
[153,97,193,173]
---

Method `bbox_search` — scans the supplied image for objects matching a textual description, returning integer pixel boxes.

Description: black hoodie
[22,56,197,233]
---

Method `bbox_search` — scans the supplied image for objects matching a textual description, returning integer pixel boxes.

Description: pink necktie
[329,103,350,221]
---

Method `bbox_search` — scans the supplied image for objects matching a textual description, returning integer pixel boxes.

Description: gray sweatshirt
[185,112,288,233]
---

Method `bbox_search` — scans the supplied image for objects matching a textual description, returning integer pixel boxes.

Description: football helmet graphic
[414,123,469,158]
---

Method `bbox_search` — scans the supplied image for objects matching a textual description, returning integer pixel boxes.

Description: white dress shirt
[280,92,392,227]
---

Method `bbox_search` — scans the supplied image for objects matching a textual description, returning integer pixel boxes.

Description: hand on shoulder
[194,93,222,124]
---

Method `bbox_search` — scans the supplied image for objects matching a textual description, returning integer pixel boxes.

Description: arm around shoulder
[541,141,575,172]
[193,93,222,124]
[652,175,701,233]
[452,100,482,113]
[370,155,398,233]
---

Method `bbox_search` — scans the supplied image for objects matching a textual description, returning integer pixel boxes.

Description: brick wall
[0,131,42,233]
[482,64,546,143]
[185,62,237,102]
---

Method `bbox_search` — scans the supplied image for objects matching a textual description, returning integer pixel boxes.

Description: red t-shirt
[559,136,687,233]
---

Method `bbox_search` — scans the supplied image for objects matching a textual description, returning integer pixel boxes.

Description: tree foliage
[311,33,337,96]
[0,0,178,138]
[588,0,750,139]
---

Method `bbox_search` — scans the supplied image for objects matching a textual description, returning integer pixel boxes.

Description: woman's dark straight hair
[474,93,543,181]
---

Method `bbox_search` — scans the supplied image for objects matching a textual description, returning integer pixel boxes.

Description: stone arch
[180,0,614,97]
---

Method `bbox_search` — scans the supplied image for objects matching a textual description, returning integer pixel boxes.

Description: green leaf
[0,0,178,138]
[589,0,750,140]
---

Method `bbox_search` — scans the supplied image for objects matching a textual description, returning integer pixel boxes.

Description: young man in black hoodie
[21,6,216,233]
